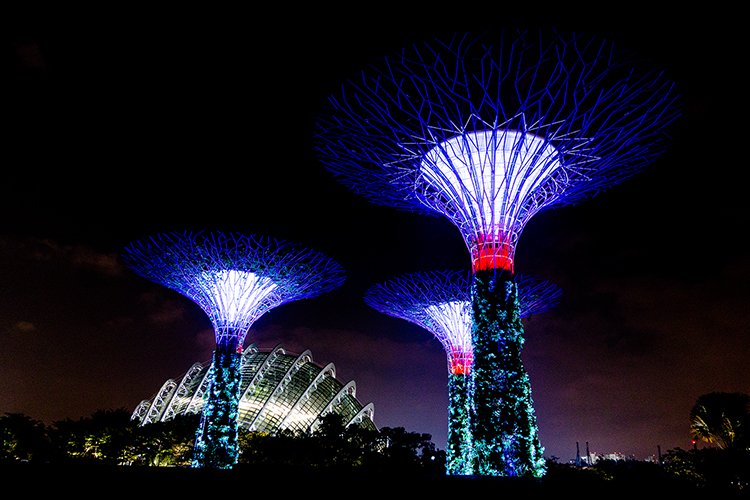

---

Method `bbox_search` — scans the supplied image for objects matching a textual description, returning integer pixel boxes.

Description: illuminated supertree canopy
[121,230,346,469]
[364,270,561,475]
[314,29,679,477]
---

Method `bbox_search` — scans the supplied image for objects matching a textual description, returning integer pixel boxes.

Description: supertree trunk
[192,335,242,469]
[470,270,545,477]
[122,231,346,471]
[446,372,473,475]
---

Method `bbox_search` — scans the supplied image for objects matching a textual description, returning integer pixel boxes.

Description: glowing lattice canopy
[314,30,680,273]
[421,129,562,272]
[315,28,678,478]
[198,270,278,338]
[424,301,473,374]
[121,231,346,346]
[365,270,561,374]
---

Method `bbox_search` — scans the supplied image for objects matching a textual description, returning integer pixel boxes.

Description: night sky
[3,7,747,463]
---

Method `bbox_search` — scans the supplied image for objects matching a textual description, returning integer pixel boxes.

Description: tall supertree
[364,270,561,475]
[314,29,679,476]
[121,230,346,469]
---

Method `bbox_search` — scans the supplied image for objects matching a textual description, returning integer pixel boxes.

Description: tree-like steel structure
[364,270,561,475]
[121,230,346,469]
[314,29,679,476]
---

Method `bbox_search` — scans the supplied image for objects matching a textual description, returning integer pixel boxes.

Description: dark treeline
[1,404,748,496]
[0,408,444,474]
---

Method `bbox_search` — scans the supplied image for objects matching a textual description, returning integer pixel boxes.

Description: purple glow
[364,270,561,374]
[315,31,679,472]
[421,130,562,271]
[122,230,347,469]
[199,270,278,342]
[314,30,680,272]
[121,231,347,346]
[424,301,473,374]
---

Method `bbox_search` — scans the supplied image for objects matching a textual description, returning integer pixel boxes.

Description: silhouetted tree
[50,408,137,464]
[690,392,750,450]
[125,414,199,466]
[377,426,444,475]
[661,447,749,494]
[235,415,443,475]
[0,412,51,463]
[0,408,446,476]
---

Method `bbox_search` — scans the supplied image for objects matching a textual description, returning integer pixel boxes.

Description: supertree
[313,29,679,476]
[121,230,346,469]
[364,270,561,475]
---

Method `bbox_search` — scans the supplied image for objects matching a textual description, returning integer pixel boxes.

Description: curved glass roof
[132,343,376,434]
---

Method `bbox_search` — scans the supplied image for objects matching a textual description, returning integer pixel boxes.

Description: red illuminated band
[471,235,514,273]
[449,349,473,375]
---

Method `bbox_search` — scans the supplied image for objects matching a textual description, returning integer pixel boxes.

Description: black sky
[2,6,748,462]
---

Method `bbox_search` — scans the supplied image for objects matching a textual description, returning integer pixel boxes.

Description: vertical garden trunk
[446,372,473,475]
[192,336,242,469]
[470,269,545,477]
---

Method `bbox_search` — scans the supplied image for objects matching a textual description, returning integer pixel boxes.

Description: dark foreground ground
[1,462,746,498]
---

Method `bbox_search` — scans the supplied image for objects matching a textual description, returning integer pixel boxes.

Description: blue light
[199,270,278,344]
[365,270,561,476]
[421,129,562,271]
[315,29,679,476]
[122,230,346,469]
